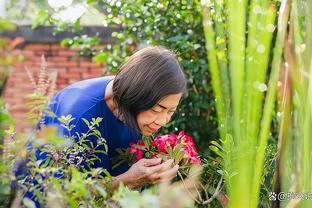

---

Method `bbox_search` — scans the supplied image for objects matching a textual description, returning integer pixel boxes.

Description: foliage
[0,100,14,207]
[0,16,16,208]
[200,0,311,207]
[0,18,16,96]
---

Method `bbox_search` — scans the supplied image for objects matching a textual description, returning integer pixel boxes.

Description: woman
[42,45,187,189]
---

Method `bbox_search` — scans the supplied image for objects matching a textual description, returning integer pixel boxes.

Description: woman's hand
[116,158,179,189]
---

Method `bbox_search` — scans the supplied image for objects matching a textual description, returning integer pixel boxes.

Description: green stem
[253,0,291,204]
[201,0,227,140]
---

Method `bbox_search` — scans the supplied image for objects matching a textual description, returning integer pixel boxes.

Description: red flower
[151,134,178,153]
[129,131,201,165]
[189,156,201,165]
[178,131,195,147]
[182,140,201,165]
[182,145,198,157]
[129,140,146,160]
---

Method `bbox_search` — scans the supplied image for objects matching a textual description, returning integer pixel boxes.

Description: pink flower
[189,156,201,165]
[129,140,146,160]
[182,143,201,164]
[151,134,178,153]
[134,149,143,160]
[182,144,197,157]
[128,131,201,165]
[178,131,195,147]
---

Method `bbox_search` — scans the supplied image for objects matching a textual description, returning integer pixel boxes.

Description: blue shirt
[12,76,141,207]
[43,76,141,176]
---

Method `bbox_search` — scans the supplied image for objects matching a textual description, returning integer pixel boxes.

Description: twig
[177,170,201,204]
[202,175,223,205]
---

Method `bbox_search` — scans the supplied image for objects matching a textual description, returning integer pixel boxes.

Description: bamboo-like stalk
[201,0,284,207]
[248,3,277,207]
[253,0,291,204]
[226,0,247,143]
[200,0,312,207]
[225,2,248,207]
[201,0,227,140]
[212,0,231,131]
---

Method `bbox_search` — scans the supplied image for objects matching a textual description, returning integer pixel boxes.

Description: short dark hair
[112,46,186,133]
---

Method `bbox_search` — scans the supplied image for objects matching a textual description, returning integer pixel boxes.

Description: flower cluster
[129,131,201,165]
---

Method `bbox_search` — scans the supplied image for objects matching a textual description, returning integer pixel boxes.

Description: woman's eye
[151,109,161,113]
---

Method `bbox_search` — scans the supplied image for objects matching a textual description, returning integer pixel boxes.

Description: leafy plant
[201,0,287,207]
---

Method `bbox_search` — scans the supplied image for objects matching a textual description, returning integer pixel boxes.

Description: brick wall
[3,39,110,134]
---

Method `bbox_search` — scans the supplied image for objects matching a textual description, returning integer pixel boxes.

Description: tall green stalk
[201,0,289,207]
[201,1,227,140]
[252,0,290,205]
[226,0,247,142]
[202,0,312,206]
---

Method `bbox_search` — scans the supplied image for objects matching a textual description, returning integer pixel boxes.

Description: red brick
[68,67,88,73]
[22,50,35,57]
[3,42,114,134]
[58,84,69,89]
[89,67,103,74]
[50,44,66,50]
[45,61,59,68]
[81,73,100,79]
[6,80,15,86]
[10,50,34,58]
[12,68,29,74]
[59,73,81,79]
[79,61,100,68]
[10,49,23,56]
[57,78,68,84]
[59,61,78,67]
[77,57,91,62]
[25,44,50,51]
[47,56,68,62]
[58,50,78,57]
[21,61,43,67]
[54,68,67,73]
[26,56,46,62]
[69,79,79,84]
[3,97,19,104]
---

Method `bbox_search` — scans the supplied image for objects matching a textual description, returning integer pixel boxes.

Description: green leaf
[81,118,90,126]
[94,52,108,64]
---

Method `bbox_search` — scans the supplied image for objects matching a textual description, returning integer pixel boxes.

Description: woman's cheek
[137,111,156,125]
[145,111,158,123]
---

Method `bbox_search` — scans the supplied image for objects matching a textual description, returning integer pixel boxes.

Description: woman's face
[136,93,183,135]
